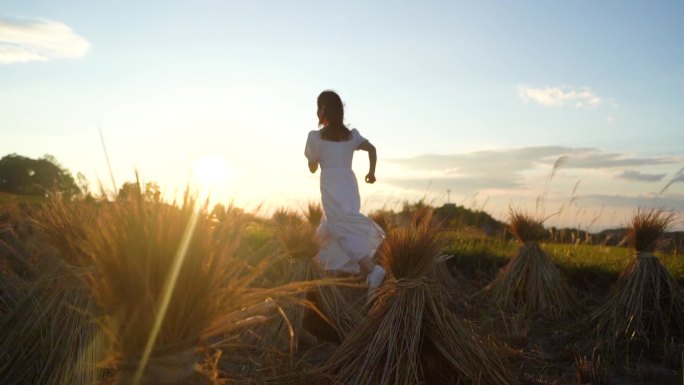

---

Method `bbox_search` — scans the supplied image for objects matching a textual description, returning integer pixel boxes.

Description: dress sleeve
[351,128,368,150]
[304,130,320,162]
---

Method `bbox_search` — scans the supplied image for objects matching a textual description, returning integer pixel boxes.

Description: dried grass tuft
[507,207,547,243]
[275,210,320,261]
[429,255,463,305]
[592,208,683,348]
[483,242,573,316]
[304,202,323,229]
[627,207,676,252]
[322,211,513,385]
[483,209,573,316]
[0,264,104,385]
[31,196,101,266]
[1,200,106,385]
[573,347,611,385]
[61,188,290,384]
[251,212,360,354]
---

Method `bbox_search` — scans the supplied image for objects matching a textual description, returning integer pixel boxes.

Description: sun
[191,156,239,199]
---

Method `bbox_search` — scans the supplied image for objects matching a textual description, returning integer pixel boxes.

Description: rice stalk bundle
[0,270,23,318]
[0,263,104,385]
[591,207,683,346]
[1,204,40,279]
[272,207,303,227]
[429,255,463,306]
[483,208,572,316]
[31,196,101,266]
[323,212,513,385]
[304,201,323,229]
[253,211,360,353]
[77,190,283,385]
[368,210,392,233]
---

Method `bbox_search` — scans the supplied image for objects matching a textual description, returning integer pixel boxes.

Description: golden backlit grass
[0,265,102,385]
[31,195,101,266]
[0,200,105,385]
[323,211,512,385]
[252,209,360,353]
[24,189,305,385]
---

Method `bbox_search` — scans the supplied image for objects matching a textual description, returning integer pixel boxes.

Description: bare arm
[357,140,376,183]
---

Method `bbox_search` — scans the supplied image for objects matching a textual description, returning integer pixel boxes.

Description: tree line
[0,153,159,201]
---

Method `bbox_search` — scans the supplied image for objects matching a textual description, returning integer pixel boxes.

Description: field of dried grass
[0,193,682,385]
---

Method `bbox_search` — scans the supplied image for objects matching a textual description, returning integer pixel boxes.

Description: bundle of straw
[0,199,110,384]
[252,210,360,353]
[75,190,281,385]
[1,204,39,279]
[31,196,101,266]
[591,208,683,346]
[304,202,323,229]
[0,263,104,385]
[323,212,512,385]
[483,208,572,316]
[429,254,464,307]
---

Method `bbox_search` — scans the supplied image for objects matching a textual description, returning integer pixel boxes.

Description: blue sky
[1,1,683,230]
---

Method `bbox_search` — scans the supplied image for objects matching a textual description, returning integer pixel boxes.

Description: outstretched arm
[358,140,376,183]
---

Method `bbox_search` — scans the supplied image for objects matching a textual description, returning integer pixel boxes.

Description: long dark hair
[318,90,350,141]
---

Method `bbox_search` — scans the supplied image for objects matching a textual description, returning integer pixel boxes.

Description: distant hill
[432,203,505,235]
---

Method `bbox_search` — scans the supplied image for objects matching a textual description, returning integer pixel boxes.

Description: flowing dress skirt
[316,167,385,274]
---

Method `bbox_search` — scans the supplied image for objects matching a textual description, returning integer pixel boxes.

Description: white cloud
[377,147,684,229]
[0,17,90,64]
[388,146,680,175]
[518,85,602,109]
[383,146,684,201]
[578,193,684,211]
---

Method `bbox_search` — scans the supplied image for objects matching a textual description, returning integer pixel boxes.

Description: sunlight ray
[132,203,201,385]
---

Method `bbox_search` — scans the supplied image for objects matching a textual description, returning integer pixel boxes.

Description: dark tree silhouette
[0,154,80,197]
[117,181,161,202]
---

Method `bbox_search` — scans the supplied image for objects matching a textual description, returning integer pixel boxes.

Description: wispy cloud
[389,146,680,174]
[381,147,684,229]
[565,151,677,169]
[616,170,666,182]
[382,175,523,194]
[578,193,684,211]
[0,17,90,64]
[517,85,602,108]
[384,146,683,199]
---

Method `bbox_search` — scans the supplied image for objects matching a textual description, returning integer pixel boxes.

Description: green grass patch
[544,242,684,281]
[443,229,684,289]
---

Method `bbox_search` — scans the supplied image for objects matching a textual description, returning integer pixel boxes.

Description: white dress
[304,128,385,274]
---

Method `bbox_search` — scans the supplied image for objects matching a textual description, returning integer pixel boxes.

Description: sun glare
[191,156,239,200]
